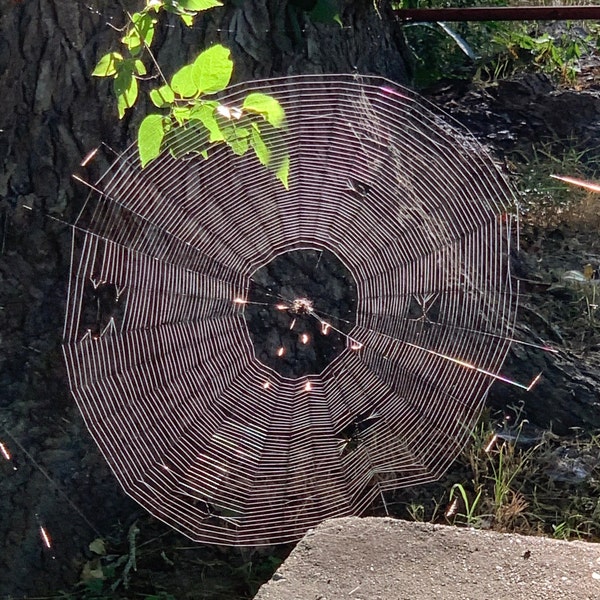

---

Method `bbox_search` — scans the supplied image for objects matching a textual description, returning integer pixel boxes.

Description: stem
[117,0,170,87]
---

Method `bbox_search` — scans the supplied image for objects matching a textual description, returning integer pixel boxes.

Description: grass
[387,408,600,542]
[510,138,600,229]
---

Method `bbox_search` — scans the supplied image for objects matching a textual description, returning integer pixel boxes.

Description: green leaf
[133,59,147,76]
[178,0,223,10]
[114,68,138,118]
[179,13,194,26]
[150,84,175,108]
[242,93,285,128]
[113,64,132,94]
[122,12,156,53]
[92,52,123,77]
[190,101,224,142]
[228,136,249,156]
[138,114,166,167]
[232,127,250,138]
[88,538,106,556]
[172,106,193,125]
[171,64,198,98]
[275,154,290,189]
[251,125,270,166]
[135,12,156,45]
[162,0,221,26]
[309,0,342,26]
[192,45,233,95]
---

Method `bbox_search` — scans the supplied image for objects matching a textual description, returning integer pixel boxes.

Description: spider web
[63,74,518,546]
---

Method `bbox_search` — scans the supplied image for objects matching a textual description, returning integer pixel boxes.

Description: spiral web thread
[64,74,518,546]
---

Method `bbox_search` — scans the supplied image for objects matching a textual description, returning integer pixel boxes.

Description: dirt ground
[256,517,600,600]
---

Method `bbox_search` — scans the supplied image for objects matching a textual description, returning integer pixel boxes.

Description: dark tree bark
[0,1,410,594]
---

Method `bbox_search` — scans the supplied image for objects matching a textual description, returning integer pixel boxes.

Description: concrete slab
[256,517,600,600]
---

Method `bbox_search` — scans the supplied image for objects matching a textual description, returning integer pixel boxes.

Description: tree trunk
[0,0,410,594]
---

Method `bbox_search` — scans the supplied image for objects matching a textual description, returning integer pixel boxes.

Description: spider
[290,297,313,315]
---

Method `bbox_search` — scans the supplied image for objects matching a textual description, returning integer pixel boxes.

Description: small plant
[407,501,426,522]
[551,515,598,541]
[77,523,141,598]
[552,520,578,540]
[93,0,290,185]
[447,482,487,527]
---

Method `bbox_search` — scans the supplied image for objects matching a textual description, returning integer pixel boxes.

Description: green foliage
[397,408,600,542]
[448,482,485,527]
[289,0,343,26]
[93,0,220,118]
[138,114,167,167]
[92,52,123,77]
[275,154,290,189]
[122,11,156,54]
[93,0,290,187]
[170,64,198,98]
[192,44,234,94]
[489,24,594,85]
[137,45,289,187]
[396,0,598,88]
[243,93,286,128]
[114,62,139,118]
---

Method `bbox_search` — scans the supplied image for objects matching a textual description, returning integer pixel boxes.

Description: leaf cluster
[92,0,290,187]
[93,0,220,117]
[139,47,290,187]
[491,24,595,84]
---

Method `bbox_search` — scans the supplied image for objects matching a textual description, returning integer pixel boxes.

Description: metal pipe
[394,6,600,22]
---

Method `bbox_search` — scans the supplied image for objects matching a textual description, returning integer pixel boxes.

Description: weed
[551,516,596,541]
[460,415,544,533]
[407,501,426,522]
[404,495,445,523]
[398,406,600,543]
[490,23,593,85]
[447,482,487,527]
